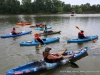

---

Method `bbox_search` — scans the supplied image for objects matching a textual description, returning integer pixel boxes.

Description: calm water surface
[0,14,100,75]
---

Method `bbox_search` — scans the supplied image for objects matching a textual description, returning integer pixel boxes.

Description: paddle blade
[76,26,80,30]
[92,40,96,43]
[38,44,41,48]
[69,61,79,68]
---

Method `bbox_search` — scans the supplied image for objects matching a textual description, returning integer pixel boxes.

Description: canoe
[6,47,88,75]
[1,31,32,38]
[67,35,98,43]
[20,37,60,46]
[34,26,52,31]
[40,31,61,36]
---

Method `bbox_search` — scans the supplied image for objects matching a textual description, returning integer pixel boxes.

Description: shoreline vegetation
[0,0,100,15]
[1,12,100,15]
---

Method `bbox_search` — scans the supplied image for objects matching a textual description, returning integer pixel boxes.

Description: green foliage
[0,0,100,14]
[77,8,82,14]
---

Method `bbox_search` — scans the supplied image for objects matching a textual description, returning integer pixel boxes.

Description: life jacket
[78,32,85,39]
[42,53,62,63]
[11,30,16,34]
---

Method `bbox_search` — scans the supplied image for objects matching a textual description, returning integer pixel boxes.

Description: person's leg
[62,53,74,59]
[37,38,44,45]
[12,33,17,35]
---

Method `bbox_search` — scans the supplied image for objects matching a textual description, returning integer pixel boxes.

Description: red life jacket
[78,32,84,35]
[78,32,85,39]
[11,30,16,34]
[42,53,62,63]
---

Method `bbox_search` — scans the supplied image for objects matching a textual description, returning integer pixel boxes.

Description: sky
[19,0,100,5]
[61,0,100,5]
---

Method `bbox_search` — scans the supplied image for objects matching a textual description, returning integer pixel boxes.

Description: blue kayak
[67,35,98,43]
[34,26,52,31]
[20,37,60,46]
[1,31,32,38]
[6,47,88,75]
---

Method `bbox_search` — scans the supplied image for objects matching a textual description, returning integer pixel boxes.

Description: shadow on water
[70,52,88,68]
[12,37,19,40]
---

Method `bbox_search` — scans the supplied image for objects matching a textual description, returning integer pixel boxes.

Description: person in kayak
[78,30,85,39]
[42,47,74,63]
[11,28,21,35]
[43,25,48,33]
[34,32,44,45]
[36,22,40,27]
[43,25,53,33]
[40,24,43,28]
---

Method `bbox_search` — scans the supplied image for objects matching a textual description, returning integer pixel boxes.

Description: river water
[0,14,100,75]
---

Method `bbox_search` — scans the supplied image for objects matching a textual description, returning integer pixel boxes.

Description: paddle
[76,26,80,30]
[75,26,96,43]
[63,49,79,67]
[69,61,79,68]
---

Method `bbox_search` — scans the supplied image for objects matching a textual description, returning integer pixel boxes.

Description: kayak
[6,47,88,75]
[34,26,52,31]
[67,35,98,43]
[16,22,31,25]
[1,31,32,38]
[30,24,46,28]
[20,37,60,46]
[39,31,61,36]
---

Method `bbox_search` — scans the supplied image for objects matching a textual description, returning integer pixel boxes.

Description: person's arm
[82,33,85,37]
[48,54,62,59]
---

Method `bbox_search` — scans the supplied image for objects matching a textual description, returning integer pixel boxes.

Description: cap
[44,47,51,52]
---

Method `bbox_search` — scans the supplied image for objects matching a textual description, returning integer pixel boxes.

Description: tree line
[0,0,100,14]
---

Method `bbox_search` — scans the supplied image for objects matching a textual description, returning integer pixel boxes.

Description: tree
[63,4,71,13]
[77,8,82,14]
[4,0,20,14]
[21,0,33,14]
[0,0,6,13]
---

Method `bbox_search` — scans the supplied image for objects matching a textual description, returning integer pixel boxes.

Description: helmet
[13,28,15,30]
[81,30,84,32]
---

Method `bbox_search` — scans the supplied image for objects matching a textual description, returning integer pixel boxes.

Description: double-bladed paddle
[75,26,96,43]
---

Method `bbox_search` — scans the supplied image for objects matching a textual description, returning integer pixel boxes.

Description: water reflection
[12,37,19,41]
[35,45,40,54]
[77,43,84,48]
[1,14,100,75]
